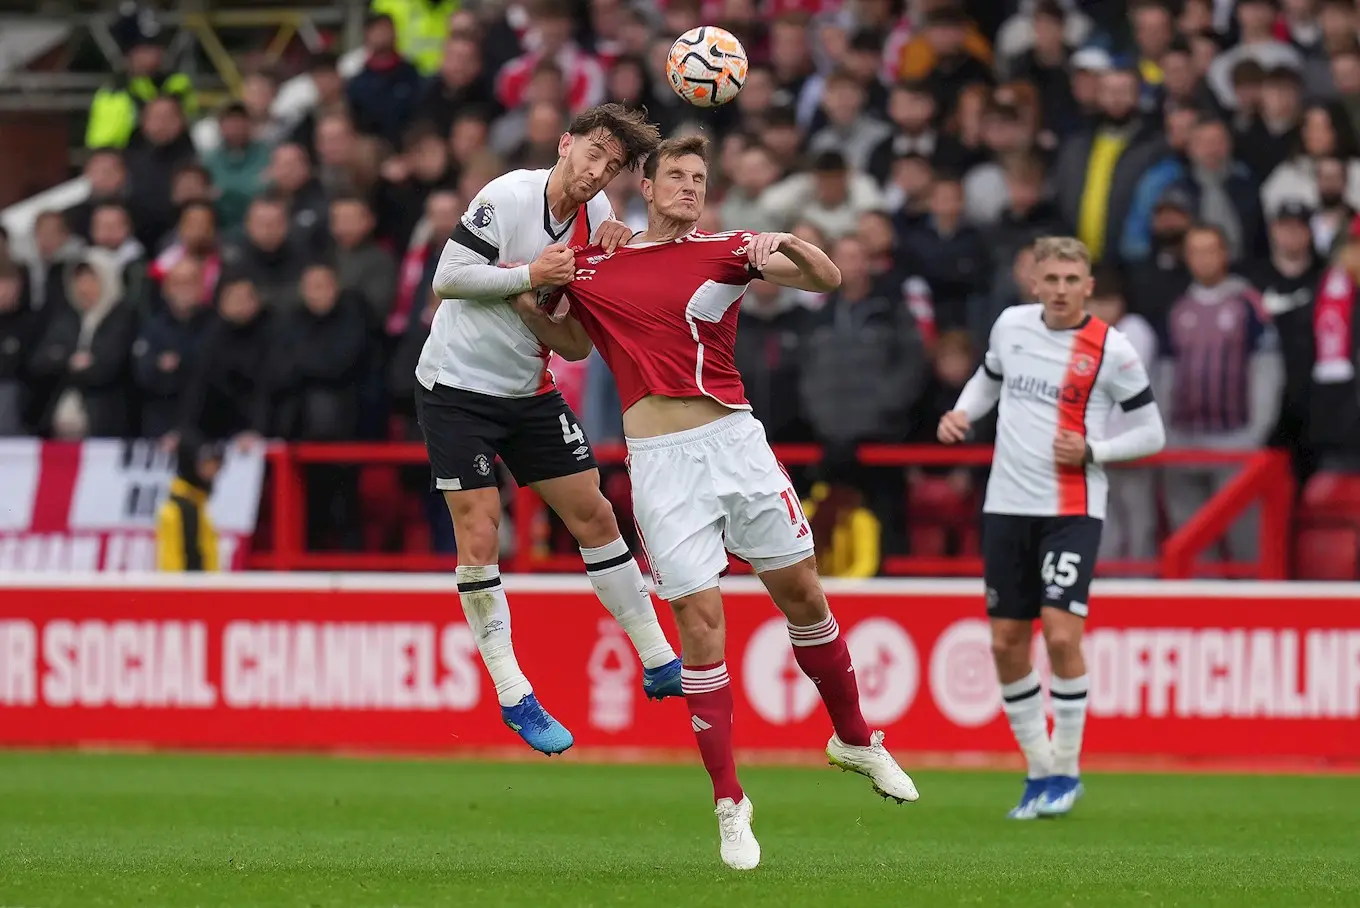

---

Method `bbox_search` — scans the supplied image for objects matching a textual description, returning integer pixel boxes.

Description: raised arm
[747,233,842,293]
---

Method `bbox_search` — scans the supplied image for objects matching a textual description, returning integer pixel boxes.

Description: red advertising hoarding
[0,439,265,571]
[1,576,1358,761]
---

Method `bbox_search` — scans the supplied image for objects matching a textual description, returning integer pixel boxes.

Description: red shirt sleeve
[704,231,762,284]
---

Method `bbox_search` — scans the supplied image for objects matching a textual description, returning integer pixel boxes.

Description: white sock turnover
[456,564,532,707]
[581,537,677,669]
[1000,670,1053,780]
[1050,673,1089,778]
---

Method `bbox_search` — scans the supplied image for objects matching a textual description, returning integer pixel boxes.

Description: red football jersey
[562,230,760,411]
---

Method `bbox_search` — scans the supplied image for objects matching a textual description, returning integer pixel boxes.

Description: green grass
[0,752,1357,907]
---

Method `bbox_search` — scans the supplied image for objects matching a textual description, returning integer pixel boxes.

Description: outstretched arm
[510,291,594,362]
[432,237,577,300]
[432,181,575,300]
[748,233,841,292]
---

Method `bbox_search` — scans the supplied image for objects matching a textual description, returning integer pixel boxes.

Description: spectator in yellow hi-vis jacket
[156,437,224,571]
[86,28,196,150]
[369,0,460,76]
[803,481,882,578]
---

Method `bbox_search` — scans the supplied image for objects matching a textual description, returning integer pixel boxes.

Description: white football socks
[581,537,677,669]
[1050,673,1089,778]
[1001,670,1053,780]
[456,564,532,707]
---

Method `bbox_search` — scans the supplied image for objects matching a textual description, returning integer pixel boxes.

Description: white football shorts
[625,411,815,601]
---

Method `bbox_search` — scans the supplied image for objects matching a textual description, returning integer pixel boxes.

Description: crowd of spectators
[3,0,1360,573]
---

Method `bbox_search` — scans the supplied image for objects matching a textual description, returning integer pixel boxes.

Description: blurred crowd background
[2,0,1359,575]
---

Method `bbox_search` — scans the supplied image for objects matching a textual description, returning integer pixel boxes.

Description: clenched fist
[937,410,971,444]
[1053,430,1089,467]
[529,243,576,288]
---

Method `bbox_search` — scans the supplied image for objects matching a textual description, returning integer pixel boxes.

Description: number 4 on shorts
[1042,551,1081,587]
[558,413,585,446]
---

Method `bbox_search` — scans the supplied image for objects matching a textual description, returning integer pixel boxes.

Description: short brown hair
[643,134,710,180]
[1032,235,1091,266]
[567,103,662,171]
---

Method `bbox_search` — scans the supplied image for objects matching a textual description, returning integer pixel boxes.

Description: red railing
[249,444,1293,579]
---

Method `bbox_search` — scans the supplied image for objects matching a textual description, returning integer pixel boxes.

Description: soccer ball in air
[665,26,748,107]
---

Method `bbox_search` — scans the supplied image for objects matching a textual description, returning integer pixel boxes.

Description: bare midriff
[622,394,736,438]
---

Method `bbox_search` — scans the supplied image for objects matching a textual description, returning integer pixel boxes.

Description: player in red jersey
[514,135,919,871]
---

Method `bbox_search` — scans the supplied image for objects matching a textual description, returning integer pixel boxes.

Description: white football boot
[826,730,920,803]
[714,795,761,870]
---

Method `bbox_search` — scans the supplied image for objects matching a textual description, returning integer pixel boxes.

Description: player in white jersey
[938,236,1166,819]
[414,104,682,755]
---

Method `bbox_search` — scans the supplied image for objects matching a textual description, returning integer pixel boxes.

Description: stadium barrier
[0,438,267,571]
[1,574,1356,763]
[253,443,1293,579]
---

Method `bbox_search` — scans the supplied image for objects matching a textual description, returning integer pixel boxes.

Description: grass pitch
[0,751,1356,908]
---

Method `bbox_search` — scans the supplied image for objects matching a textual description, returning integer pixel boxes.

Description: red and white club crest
[1071,354,1095,376]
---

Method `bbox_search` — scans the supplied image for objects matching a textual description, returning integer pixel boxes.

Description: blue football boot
[1008,777,1050,819]
[500,693,574,755]
[1036,775,1084,817]
[642,658,684,700]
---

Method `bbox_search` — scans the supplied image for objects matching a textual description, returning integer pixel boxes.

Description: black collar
[1040,310,1091,331]
[542,165,578,241]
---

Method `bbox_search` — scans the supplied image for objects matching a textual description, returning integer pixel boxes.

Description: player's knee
[563,490,620,548]
[670,591,725,659]
[453,521,500,564]
[1043,626,1083,664]
[768,566,828,627]
[990,625,1030,666]
[446,493,501,564]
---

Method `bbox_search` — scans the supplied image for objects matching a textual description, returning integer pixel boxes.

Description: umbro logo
[691,715,712,732]
[573,444,590,460]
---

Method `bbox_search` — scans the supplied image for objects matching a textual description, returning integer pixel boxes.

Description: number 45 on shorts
[1041,551,1081,587]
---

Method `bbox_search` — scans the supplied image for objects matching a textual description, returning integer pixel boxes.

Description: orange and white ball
[665,26,749,108]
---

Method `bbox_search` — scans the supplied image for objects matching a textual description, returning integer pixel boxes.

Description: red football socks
[788,614,872,747]
[681,662,744,803]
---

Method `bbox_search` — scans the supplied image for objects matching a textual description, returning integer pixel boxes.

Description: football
[665,26,748,107]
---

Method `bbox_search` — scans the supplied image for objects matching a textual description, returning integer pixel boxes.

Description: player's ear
[557,132,572,158]
[640,178,653,203]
